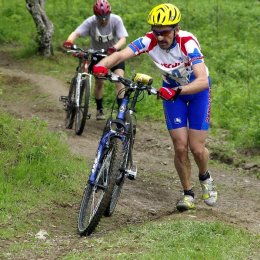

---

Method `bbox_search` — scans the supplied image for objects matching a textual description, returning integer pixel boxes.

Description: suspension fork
[88,131,125,185]
[75,72,82,108]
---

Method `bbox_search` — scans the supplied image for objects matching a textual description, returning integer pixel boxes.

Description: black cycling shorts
[111,61,125,72]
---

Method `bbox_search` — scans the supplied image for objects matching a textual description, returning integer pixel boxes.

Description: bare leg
[113,68,125,98]
[188,129,209,175]
[94,78,104,100]
[94,68,125,100]
[169,127,192,190]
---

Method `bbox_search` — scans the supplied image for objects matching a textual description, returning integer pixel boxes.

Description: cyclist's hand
[92,65,109,77]
[158,87,181,101]
[63,41,73,49]
[107,46,117,55]
[72,52,85,58]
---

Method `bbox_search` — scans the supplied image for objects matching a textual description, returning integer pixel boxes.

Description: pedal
[126,165,137,180]
[59,96,68,102]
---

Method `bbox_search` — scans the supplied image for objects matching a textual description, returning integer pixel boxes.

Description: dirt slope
[0,53,259,259]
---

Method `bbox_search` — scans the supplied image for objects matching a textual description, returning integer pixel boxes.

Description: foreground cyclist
[92,3,217,211]
[63,0,128,120]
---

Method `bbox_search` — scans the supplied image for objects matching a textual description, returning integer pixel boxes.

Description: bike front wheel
[65,77,76,129]
[75,76,91,135]
[77,138,122,236]
[104,113,134,217]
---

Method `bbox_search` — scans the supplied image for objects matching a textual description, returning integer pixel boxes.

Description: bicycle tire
[104,112,134,217]
[65,77,76,129]
[77,138,122,236]
[75,77,91,135]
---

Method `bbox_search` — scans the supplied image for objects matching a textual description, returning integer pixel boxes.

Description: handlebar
[66,44,107,59]
[103,72,158,95]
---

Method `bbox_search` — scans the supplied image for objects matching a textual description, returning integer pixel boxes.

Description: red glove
[92,65,109,77]
[63,41,73,49]
[158,87,181,101]
[107,46,117,55]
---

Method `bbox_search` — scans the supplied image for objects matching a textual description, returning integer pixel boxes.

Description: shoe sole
[176,204,195,212]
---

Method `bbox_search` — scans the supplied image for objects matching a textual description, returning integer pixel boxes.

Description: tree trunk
[25,0,54,57]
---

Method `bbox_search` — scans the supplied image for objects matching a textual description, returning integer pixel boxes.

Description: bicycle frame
[73,58,91,108]
[77,72,158,235]
[87,71,159,186]
[67,46,106,110]
[88,88,136,185]
[60,45,107,135]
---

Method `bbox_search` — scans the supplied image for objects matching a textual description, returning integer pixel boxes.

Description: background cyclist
[92,3,218,211]
[63,0,128,120]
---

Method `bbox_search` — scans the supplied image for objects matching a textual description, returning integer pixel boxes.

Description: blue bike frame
[88,98,130,185]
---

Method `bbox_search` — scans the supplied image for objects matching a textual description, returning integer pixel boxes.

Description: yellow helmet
[147,3,181,26]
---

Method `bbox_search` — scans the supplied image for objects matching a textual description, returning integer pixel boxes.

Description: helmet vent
[162,16,166,24]
[147,3,181,26]
[157,13,161,22]
[169,10,173,21]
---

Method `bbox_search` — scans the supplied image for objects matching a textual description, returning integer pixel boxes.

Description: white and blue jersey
[128,30,211,130]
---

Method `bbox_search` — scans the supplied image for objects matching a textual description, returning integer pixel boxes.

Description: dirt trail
[0,54,259,259]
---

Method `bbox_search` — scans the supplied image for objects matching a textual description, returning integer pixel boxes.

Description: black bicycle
[60,45,107,135]
[77,72,157,236]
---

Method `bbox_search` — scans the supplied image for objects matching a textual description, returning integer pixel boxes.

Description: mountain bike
[60,45,107,135]
[77,72,157,236]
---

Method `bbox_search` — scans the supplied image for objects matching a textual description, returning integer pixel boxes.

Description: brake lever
[150,87,158,95]
[106,72,120,82]
[147,86,158,95]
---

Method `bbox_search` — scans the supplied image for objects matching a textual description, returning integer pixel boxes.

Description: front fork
[88,131,125,185]
[75,73,81,108]
[75,72,90,108]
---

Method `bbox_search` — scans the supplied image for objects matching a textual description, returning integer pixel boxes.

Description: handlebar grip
[132,73,153,85]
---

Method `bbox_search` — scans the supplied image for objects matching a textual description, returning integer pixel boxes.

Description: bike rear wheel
[65,77,76,129]
[75,77,91,135]
[77,138,122,236]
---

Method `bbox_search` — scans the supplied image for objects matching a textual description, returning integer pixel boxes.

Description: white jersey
[128,30,209,87]
[75,14,128,50]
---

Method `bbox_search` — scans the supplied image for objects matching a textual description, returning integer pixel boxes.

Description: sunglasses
[96,14,110,21]
[152,29,174,37]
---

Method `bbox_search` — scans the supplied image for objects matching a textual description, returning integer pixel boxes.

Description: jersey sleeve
[128,33,155,55]
[184,38,204,65]
[113,15,128,39]
[75,17,92,37]
[178,33,204,65]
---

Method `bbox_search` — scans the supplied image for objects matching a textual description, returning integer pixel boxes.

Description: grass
[0,112,87,240]
[64,219,260,260]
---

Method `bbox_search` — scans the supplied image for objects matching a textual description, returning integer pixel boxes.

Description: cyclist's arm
[98,46,135,68]
[180,62,209,95]
[66,31,81,44]
[113,37,126,51]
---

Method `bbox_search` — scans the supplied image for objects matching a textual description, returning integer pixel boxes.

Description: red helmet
[93,0,111,17]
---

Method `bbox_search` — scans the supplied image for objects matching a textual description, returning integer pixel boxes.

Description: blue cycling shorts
[163,78,211,131]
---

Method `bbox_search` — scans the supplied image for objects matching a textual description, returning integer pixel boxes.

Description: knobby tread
[78,138,123,236]
[104,112,134,217]
[75,78,91,135]
[65,77,76,129]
